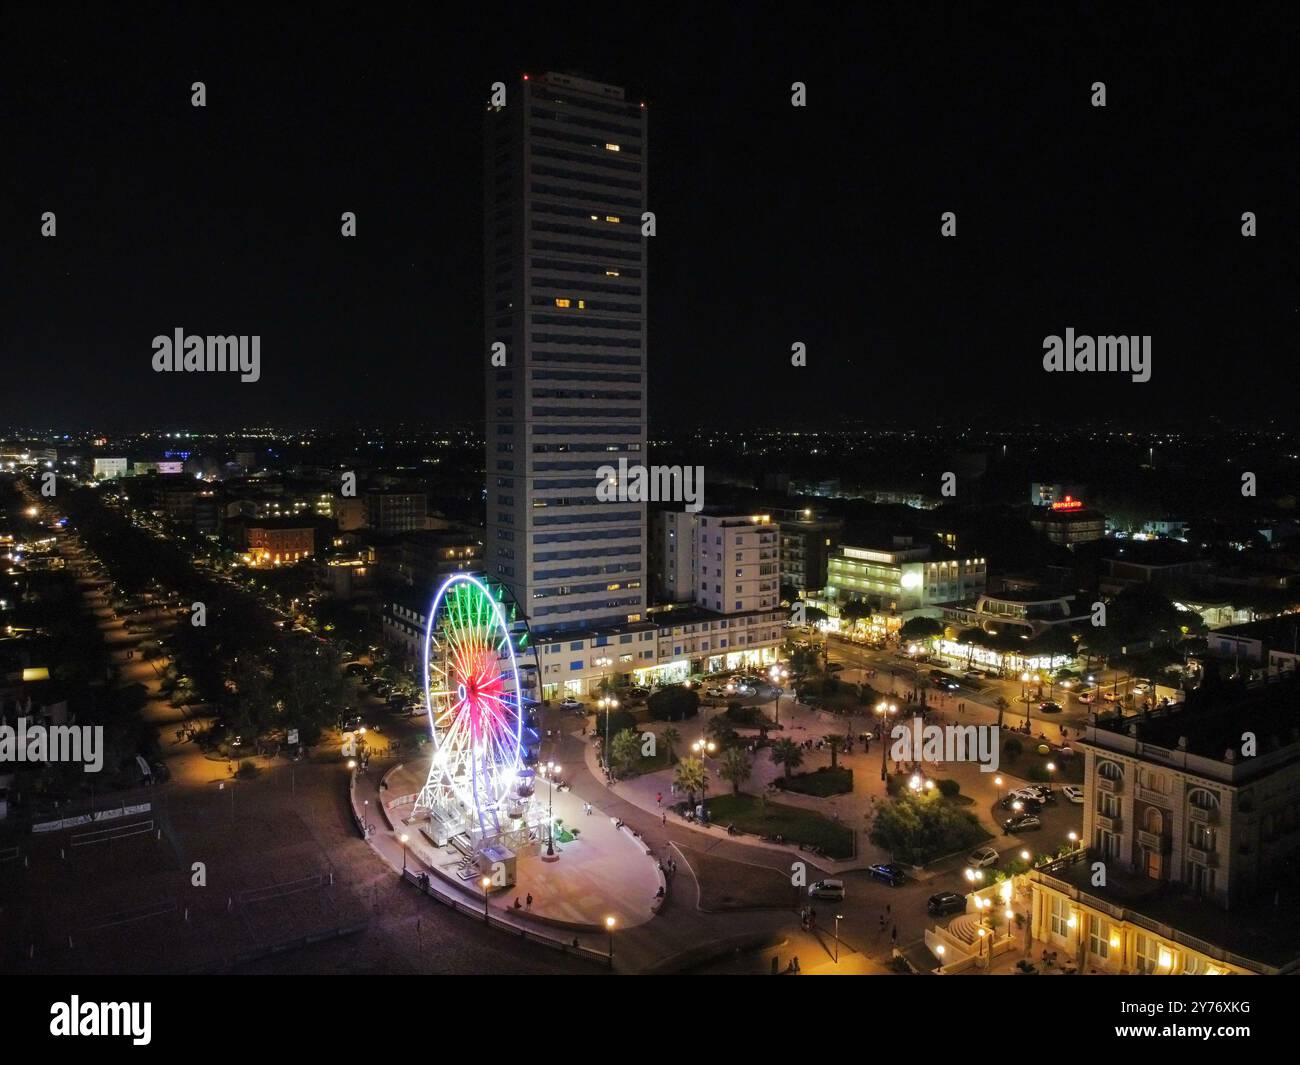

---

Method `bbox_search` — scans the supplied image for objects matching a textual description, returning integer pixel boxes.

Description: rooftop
[1087,674,1300,761]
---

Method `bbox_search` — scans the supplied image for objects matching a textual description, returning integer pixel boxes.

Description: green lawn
[705,793,855,859]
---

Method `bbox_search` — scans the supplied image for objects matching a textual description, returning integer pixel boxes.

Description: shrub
[1026,761,1051,782]
[936,777,961,798]
[647,685,700,722]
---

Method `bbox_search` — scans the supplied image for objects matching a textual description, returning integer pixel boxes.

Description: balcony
[1095,814,1122,834]
[1188,805,1219,826]
[1137,830,1169,852]
[1136,786,1171,807]
[1188,846,1218,867]
[1097,776,1121,794]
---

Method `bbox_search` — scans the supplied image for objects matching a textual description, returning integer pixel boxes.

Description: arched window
[1188,788,1220,811]
[1143,807,1164,834]
[1098,760,1124,781]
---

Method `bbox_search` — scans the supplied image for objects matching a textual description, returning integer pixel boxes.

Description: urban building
[483,71,649,635]
[694,513,780,614]
[91,457,128,480]
[1025,675,1300,975]
[942,591,1090,639]
[826,536,986,613]
[773,507,843,597]
[650,510,698,603]
[1029,481,1086,507]
[228,517,322,565]
[1205,614,1300,668]
[1028,496,1106,547]
[365,490,427,535]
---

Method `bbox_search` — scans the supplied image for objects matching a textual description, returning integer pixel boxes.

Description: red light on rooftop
[522,73,530,81]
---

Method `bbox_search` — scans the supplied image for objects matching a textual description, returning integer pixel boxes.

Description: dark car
[1037,701,1062,714]
[868,863,907,887]
[927,891,967,916]
[1003,814,1043,833]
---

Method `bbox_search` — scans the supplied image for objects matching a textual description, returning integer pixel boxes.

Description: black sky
[2,2,1296,431]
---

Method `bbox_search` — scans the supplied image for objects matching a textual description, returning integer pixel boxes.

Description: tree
[899,616,944,643]
[718,747,753,796]
[673,756,707,806]
[647,684,700,722]
[770,737,804,781]
[826,734,843,770]
[994,695,1010,730]
[869,792,986,865]
[661,725,681,764]
[610,728,642,778]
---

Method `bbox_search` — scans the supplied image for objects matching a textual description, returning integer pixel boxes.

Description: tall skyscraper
[484,72,648,635]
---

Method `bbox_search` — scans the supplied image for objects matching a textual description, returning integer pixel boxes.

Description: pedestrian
[526,893,533,908]
[656,791,662,807]
[878,914,886,931]
[661,811,666,827]
[891,925,898,945]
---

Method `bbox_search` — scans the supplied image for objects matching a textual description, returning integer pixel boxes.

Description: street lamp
[834,913,844,963]
[769,664,789,724]
[597,695,619,775]
[542,761,563,857]
[400,832,410,873]
[994,775,1003,802]
[692,738,716,805]
[875,700,897,781]
[605,915,616,965]
[481,875,492,923]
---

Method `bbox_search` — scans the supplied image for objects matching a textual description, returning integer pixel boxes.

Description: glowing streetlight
[875,700,897,782]
[399,832,410,873]
[605,915,617,964]
[481,876,492,922]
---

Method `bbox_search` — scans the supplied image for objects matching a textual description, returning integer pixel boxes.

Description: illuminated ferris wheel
[414,574,536,845]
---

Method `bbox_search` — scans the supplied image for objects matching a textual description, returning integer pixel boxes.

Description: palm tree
[661,725,681,764]
[673,756,707,806]
[718,747,753,796]
[826,734,843,770]
[770,737,804,781]
[994,695,1010,730]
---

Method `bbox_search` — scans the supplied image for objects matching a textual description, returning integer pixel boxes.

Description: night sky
[3,3,1296,431]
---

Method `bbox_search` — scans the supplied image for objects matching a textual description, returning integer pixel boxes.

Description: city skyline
[3,2,1299,1005]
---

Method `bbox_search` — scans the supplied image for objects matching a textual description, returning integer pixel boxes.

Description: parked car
[559,697,582,711]
[868,863,907,887]
[968,846,999,868]
[1037,701,1062,714]
[808,878,845,900]
[705,687,727,698]
[627,687,650,699]
[1025,784,1056,804]
[1063,785,1085,804]
[1076,692,1096,703]
[927,891,967,916]
[1003,814,1043,833]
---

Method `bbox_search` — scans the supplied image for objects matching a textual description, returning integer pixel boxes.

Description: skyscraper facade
[484,72,648,635]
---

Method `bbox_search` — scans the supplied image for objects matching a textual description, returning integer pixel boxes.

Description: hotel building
[483,71,648,636]
[1026,676,1300,974]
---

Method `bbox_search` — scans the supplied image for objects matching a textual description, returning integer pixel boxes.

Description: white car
[808,879,845,901]
[968,846,999,868]
[1063,785,1085,804]
[559,698,582,711]
[1076,692,1095,704]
